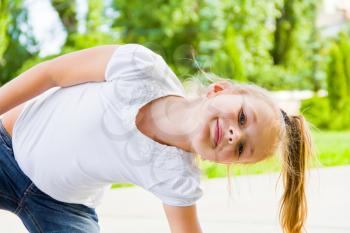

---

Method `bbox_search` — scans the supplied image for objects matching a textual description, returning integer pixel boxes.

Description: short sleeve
[104,44,164,83]
[148,171,203,207]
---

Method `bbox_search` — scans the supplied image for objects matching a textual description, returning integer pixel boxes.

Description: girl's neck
[135,95,205,153]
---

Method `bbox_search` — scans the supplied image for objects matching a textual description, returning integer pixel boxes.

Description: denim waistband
[0,118,13,147]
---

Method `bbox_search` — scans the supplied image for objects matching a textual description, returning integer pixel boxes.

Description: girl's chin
[195,147,213,161]
[201,150,217,162]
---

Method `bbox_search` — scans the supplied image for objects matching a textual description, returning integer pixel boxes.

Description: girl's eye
[238,108,246,126]
[238,142,244,156]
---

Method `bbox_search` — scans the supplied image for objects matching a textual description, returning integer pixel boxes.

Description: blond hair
[183,73,313,233]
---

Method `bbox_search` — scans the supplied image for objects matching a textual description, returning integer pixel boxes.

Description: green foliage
[301,97,350,130]
[299,31,350,131]
[199,0,279,84]
[19,0,117,70]
[269,0,320,90]
[327,41,348,109]
[112,0,200,77]
[4,40,37,77]
[272,0,317,66]
[51,0,78,42]
[110,0,321,89]
[87,0,106,32]
[0,0,10,62]
[329,99,350,130]
[301,96,331,129]
[1,0,324,91]
[211,26,246,81]
[271,0,297,65]
[339,32,350,97]
[0,0,37,85]
[307,31,350,131]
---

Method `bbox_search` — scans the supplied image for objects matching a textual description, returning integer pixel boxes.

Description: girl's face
[191,83,280,164]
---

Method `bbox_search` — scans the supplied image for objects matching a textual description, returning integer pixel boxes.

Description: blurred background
[0,0,349,179]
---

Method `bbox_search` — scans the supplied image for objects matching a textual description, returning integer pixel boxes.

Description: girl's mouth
[215,118,222,147]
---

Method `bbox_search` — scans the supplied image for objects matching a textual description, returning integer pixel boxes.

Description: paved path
[1,166,349,233]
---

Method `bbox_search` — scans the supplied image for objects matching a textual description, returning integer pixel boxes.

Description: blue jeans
[0,119,100,233]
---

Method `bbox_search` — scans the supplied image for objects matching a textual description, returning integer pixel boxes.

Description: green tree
[0,0,37,85]
[271,0,298,65]
[302,31,350,130]
[2,0,325,92]
[211,26,246,81]
[112,0,201,77]
[19,0,116,74]
[305,1,323,92]
[327,41,348,109]
[86,0,106,32]
[51,0,78,46]
[339,32,350,97]
[0,0,10,62]
[270,0,320,89]
[194,0,277,83]
[63,0,115,51]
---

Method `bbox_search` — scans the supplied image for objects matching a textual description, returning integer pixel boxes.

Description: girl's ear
[206,81,231,97]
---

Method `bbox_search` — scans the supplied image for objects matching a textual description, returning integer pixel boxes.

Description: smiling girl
[0,44,312,233]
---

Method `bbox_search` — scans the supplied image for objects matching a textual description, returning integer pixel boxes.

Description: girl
[0,44,312,233]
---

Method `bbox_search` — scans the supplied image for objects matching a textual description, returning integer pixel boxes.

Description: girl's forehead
[218,92,278,118]
[245,95,281,133]
[243,94,275,111]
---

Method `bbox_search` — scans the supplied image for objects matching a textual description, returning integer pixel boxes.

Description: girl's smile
[214,117,222,148]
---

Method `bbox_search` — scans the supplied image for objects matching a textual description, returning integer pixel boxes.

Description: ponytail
[279,111,313,233]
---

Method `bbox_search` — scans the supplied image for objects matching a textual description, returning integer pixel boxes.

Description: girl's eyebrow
[247,102,257,124]
[251,109,257,123]
[242,95,257,124]
[241,99,256,158]
[247,108,256,158]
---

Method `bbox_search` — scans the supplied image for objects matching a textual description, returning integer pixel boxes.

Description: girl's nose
[227,125,240,144]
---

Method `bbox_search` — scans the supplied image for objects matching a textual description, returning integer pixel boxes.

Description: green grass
[112,130,350,188]
[200,151,283,178]
[312,130,350,166]
[111,183,134,189]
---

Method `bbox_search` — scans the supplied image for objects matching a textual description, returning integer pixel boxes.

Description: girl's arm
[0,45,118,115]
[163,204,203,233]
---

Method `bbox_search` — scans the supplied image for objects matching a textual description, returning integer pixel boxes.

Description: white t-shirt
[12,44,203,208]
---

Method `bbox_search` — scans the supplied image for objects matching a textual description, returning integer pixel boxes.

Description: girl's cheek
[224,153,233,163]
[221,148,235,163]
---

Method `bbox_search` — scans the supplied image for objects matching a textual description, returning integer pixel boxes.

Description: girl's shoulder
[104,43,185,95]
[100,43,187,128]
[104,43,169,83]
